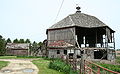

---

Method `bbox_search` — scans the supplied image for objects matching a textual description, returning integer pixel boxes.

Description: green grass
[0,56,17,59]
[32,59,64,74]
[116,56,120,64]
[0,56,41,59]
[0,61,9,69]
[92,57,120,73]
[97,63,120,73]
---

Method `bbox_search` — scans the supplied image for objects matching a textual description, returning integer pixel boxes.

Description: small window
[77,55,81,58]
[64,50,67,55]
[69,53,73,59]
[57,50,60,54]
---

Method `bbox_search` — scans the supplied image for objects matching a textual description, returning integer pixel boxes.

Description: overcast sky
[0,0,120,49]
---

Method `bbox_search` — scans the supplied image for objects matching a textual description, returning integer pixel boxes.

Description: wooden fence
[84,60,119,74]
[61,55,120,74]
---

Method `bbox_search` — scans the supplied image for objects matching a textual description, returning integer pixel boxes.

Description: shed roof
[48,40,74,48]
[48,12,110,30]
[6,43,29,50]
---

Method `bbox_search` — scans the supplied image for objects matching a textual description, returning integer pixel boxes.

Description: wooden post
[28,49,29,56]
[89,68,92,74]
[73,49,77,70]
[80,51,84,74]
[105,28,107,48]
[113,33,115,49]
[96,29,98,47]
[97,68,100,74]
[84,60,86,74]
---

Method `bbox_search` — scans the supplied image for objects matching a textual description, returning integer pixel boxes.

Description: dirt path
[0,59,39,74]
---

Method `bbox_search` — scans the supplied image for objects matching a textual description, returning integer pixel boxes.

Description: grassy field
[32,59,64,74]
[0,56,40,59]
[0,61,9,69]
[116,56,120,64]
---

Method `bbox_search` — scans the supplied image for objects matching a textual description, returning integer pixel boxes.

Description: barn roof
[6,43,29,50]
[48,12,110,30]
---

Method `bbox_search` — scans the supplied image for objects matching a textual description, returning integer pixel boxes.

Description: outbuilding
[6,43,30,56]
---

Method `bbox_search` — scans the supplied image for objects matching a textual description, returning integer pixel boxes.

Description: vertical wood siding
[48,27,76,45]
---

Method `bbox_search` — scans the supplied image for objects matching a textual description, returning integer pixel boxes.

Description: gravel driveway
[0,59,39,74]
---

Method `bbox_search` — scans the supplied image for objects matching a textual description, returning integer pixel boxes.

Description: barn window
[77,55,81,58]
[64,50,67,55]
[57,50,60,54]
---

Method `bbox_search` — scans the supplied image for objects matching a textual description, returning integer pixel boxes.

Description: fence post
[89,69,92,74]
[84,60,86,74]
[97,68,100,74]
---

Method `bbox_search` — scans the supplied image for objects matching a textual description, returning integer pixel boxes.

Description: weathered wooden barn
[6,43,30,56]
[46,6,115,60]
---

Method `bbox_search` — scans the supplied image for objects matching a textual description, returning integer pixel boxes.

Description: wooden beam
[113,33,115,49]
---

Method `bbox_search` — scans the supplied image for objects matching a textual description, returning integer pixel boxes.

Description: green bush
[98,63,120,73]
[49,59,78,74]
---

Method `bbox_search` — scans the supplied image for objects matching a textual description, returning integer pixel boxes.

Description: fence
[84,60,119,74]
[61,55,120,74]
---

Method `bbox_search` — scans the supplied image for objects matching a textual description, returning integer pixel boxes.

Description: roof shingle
[49,12,107,29]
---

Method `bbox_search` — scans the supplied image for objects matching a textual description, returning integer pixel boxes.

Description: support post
[113,33,115,49]
[97,68,100,74]
[96,29,98,47]
[80,49,84,74]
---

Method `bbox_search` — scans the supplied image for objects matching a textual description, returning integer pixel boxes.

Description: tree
[13,39,19,43]
[0,35,2,39]
[25,39,31,43]
[32,41,38,47]
[19,39,25,43]
[38,42,43,46]
[0,35,6,55]
[6,38,12,43]
[30,41,38,56]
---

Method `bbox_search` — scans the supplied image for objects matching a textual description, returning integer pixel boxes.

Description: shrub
[49,59,78,74]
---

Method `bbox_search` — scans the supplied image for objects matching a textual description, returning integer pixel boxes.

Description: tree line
[6,38,42,45]
[7,38,31,43]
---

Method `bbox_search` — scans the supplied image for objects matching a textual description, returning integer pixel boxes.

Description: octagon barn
[46,7,115,61]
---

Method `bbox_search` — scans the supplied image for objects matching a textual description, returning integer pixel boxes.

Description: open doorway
[94,49,107,59]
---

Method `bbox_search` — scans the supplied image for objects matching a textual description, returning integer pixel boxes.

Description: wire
[54,0,65,23]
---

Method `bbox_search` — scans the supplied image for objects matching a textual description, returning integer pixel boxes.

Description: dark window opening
[94,50,107,59]
[57,50,60,54]
[77,55,81,58]
[64,50,67,55]
[69,53,73,59]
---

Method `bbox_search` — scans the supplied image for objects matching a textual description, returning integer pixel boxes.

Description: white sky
[0,0,120,49]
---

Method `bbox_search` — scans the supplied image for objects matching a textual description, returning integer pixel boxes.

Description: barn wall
[47,27,76,45]
[107,49,116,60]
[84,49,94,59]
[48,49,64,58]
[6,49,28,56]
